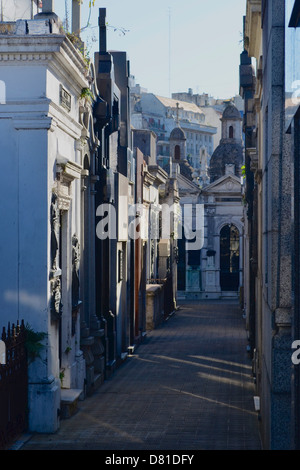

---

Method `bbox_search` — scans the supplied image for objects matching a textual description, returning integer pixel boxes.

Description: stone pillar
[99,8,107,53]
[158,239,170,279]
[72,0,81,35]
[34,0,61,27]
[203,207,221,298]
[42,0,54,12]
[146,284,164,330]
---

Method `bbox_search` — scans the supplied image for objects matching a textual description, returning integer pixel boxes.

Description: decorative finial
[176,102,179,126]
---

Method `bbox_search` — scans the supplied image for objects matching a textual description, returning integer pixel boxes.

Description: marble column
[72,0,81,35]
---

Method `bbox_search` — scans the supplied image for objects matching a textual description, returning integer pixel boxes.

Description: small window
[174,145,180,160]
[0,340,6,365]
[229,126,234,138]
[0,80,6,105]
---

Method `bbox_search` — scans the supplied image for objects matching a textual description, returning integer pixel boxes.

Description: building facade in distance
[130,86,217,178]
[159,102,244,300]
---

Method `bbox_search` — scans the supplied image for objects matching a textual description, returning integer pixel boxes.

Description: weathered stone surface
[146,284,164,330]
[209,142,244,182]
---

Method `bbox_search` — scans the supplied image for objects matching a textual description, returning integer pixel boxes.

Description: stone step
[60,388,82,419]
[221,291,239,299]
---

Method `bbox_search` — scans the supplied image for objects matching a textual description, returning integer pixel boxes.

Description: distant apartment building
[130,85,217,173]
[172,88,244,111]
[172,88,244,150]
[130,83,244,180]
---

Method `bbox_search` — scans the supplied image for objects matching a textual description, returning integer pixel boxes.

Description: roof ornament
[99,8,107,53]
[175,102,180,126]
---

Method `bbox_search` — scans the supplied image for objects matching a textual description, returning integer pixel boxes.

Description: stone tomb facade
[0,14,101,432]
[170,102,244,299]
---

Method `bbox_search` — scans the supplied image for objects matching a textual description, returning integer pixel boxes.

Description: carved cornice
[55,160,82,210]
[245,0,262,60]
[0,52,52,62]
[148,164,168,186]
[0,35,89,88]
[246,148,258,170]
[13,117,52,130]
[143,165,156,187]
[247,147,262,183]
[57,160,82,183]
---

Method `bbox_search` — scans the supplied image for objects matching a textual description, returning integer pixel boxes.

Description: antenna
[168,6,171,98]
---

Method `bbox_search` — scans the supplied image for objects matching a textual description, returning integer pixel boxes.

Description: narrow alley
[20,300,262,451]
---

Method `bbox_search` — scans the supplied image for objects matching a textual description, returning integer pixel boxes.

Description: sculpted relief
[50,192,62,320]
[72,233,80,310]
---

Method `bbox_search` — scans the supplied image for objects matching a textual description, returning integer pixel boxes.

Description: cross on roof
[175,102,180,126]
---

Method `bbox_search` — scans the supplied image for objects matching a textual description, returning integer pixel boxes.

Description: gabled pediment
[177,173,201,192]
[203,174,242,194]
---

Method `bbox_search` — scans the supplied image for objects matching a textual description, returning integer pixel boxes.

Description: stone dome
[170,126,186,141]
[209,142,244,183]
[222,102,242,120]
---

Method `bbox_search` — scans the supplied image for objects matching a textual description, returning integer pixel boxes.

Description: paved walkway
[21,301,262,451]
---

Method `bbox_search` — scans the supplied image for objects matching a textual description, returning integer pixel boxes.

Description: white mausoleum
[0,0,99,432]
[169,102,244,299]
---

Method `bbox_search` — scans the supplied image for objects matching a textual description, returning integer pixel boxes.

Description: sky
[55,0,247,100]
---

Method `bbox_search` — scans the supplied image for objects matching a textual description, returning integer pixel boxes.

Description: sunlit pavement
[21,300,262,450]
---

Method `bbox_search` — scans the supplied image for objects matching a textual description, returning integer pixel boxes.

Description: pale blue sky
[55,0,247,99]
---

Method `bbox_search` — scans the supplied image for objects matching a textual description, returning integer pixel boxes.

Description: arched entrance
[220,224,240,291]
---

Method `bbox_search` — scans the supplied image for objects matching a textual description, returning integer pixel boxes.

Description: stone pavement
[20,300,262,451]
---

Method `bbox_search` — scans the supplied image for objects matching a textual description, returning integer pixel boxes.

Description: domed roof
[170,126,186,141]
[179,159,197,183]
[222,102,241,120]
[209,142,243,182]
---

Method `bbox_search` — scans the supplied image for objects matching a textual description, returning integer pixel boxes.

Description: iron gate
[0,320,28,450]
